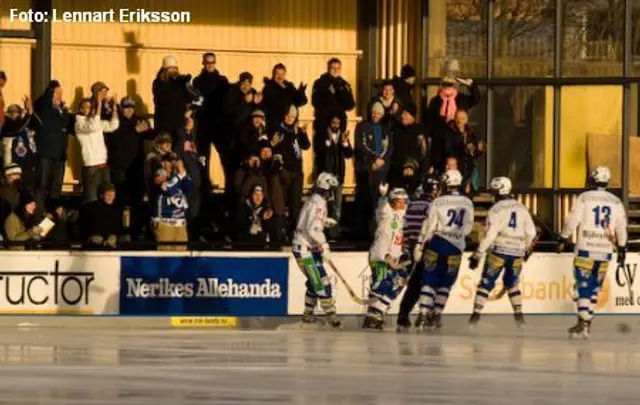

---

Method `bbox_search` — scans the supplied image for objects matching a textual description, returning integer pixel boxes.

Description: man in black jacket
[315,115,353,239]
[262,64,307,132]
[236,109,269,163]
[270,105,310,238]
[391,64,417,112]
[311,58,355,172]
[106,97,155,206]
[234,184,275,247]
[33,80,71,216]
[79,183,123,249]
[389,104,429,188]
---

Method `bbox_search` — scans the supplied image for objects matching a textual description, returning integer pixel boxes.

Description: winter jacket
[0,180,23,224]
[235,198,273,244]
[233,162,269,200]
[262,78,307,128]
[144,143,175,195]
[79,199,122,240]
[106,113,154,170]
[392,122,429,171]
[152,73,195,135]
[173,127,204,186]
[367,95,402,127]
[311,73,355,126]
[150,172,194,220]
[315,129,353,183]
[391,76,415,112]
[74,114,119,167]
[2,115,37,169]
[226,83,262,131]
[4,211,39,248]
[33,86,71,161]
[193,69,230,129]
[236,123,269,161]
[444,121,483,180]
[270,122,311,173]
[354,120,393,173]
[423,83,481,169]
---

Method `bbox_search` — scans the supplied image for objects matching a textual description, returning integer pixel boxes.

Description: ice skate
[568,319,589,340]
[429,313,443,331]
[514,313,525,329]
[415,313,429,331]
[326,314,343,330]
[468,312,481,329]
[302,312,321,325]
[362,315,384,331]
[396,316,412,333]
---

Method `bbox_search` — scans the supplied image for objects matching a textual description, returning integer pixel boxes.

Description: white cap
[371,101,384,115]
[590,166,611,184]
[442,169,463,187]
[287,105,299,118]
[316,172,339,190]
[162,55,178,69]
[489,176,512,195]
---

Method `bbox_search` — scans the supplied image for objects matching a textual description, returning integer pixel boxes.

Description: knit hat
[155,168,168,179]
[239,71,253,83]
[91,81,109,95]
[251,184,264,194]
[401,64,416,80]
[371,101,384,115]
[4,164,22,177]
[287,105,298,118]
[250,109,265,118]
[162,55,178,69]
[403,158,419,171]
[156,132,172,144]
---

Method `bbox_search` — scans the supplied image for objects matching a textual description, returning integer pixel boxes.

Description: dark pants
[281,169,303,236]
[110,168,128,203]
[82,166,111,203]
[35,157,65,215]
[327,185,343,240]
[397,259,423,324]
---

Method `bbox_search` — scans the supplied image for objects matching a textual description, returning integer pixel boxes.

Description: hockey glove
[413,244,424,263]
[617,247,627,268]
[556,237,573,253]
[379,183,389,197]
[523,249,533,262]
[469,252,482,270]
[323,218,338,228]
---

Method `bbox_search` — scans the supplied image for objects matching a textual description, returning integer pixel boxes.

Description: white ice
[1,316,640,404]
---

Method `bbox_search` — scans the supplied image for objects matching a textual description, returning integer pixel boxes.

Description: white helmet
[490,176,512,196]
[315,172,339,190]
[442,169,463,187]
[590,166,611,185]
[389,188,409,201]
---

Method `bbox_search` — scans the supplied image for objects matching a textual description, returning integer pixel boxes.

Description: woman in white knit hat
[152,55,199,135]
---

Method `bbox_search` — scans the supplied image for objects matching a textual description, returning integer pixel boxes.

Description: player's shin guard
[473,287,490,314]
[419,285,436,315]
[508,286,523,314]
[433,287,450,315]
[302,291,319,323]
[576,297,591,321]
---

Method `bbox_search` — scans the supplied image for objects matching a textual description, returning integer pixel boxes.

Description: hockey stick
[325,259,376,306]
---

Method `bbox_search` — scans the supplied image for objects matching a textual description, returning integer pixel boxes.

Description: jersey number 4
[508,212,517,229]
[446,209,466,228]
[592,205,611,228]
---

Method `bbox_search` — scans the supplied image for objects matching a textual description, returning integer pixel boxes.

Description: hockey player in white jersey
[467,176,537,328]
[292,172,342,329]
[413,169,474,331]
[362,184,409,330]
[558,166,627,339]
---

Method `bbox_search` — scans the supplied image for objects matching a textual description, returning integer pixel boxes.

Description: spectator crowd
[0,54,483,250]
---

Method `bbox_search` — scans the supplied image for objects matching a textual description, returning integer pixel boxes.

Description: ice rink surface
[1,316,640,404]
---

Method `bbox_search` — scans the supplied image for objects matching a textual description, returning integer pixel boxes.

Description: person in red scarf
[424,75,480,174]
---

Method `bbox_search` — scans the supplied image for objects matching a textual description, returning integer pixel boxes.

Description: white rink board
[288,252,640,315]
[0,252,120,314]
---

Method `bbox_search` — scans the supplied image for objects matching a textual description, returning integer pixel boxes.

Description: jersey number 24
[446,209,466,228]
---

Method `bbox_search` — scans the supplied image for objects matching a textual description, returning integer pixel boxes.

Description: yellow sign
[170,316,238,328]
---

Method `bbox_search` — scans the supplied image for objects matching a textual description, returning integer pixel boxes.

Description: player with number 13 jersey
[558,166,628,339]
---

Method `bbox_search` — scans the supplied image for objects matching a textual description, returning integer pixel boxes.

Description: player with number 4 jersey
[413,169,474,331]
[558,166,627,339]
[468,177,537,329]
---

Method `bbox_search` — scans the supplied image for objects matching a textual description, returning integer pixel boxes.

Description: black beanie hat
[401,64,416,80]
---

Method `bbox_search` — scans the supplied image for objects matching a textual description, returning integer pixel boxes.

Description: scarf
[279,122,301,159]
[438,87,458,122]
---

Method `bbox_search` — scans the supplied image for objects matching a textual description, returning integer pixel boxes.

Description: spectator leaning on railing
[74,92,119,203]
[392,64,417,112]
[3,98,37,192]
[79,182,123,249]
[235,184,275,247]
[150,154,193,251]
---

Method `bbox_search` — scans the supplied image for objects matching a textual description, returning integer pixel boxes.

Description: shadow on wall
[126,79,149,116]
[123,31,142,75]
